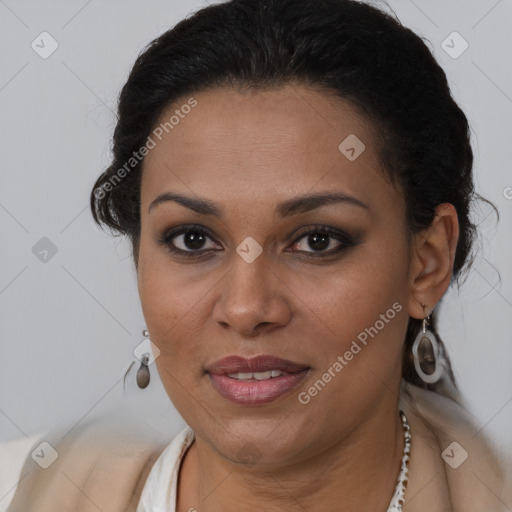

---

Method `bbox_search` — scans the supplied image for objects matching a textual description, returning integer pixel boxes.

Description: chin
[206,418,310,466]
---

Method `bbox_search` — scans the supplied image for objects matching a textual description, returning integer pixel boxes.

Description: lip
[206,355,309,375]
[206,355,310,405]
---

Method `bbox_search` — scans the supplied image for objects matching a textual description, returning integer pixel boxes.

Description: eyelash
[157,224,359,260]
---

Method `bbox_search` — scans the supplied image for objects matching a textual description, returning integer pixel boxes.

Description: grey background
[1,0,511,507]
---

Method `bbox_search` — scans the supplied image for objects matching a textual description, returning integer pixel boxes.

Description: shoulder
[400,382,512,511]
[7,407,172,512]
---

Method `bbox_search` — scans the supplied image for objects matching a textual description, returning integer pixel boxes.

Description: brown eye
[288,226,358,256]
[173,230,209,251]
[157,224,359,260]
[294,232,337,252]
[158,226,220,256]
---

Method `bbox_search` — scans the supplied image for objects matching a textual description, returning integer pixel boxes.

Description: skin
[136,84,459,512]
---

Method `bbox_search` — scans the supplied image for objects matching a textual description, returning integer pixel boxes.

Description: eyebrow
[148,191,370,217]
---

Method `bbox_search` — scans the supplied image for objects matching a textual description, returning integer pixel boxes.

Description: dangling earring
[136,329,151,389]
[412,305,446,384]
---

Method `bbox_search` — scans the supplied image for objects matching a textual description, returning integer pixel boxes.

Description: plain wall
[1,0,511,508]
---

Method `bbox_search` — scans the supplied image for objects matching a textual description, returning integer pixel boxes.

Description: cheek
[138,263,207,412]
[137,233,197,329]
[137,255,177,349]
[296,268,409,430]
[137,248,212,393]
[315,239,410,369]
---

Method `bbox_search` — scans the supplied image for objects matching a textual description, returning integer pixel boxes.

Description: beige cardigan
[7,383,512,512]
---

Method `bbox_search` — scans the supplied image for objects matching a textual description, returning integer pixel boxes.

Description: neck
[177,402,405,512]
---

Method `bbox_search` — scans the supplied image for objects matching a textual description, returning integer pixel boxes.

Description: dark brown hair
[90,0,498,397]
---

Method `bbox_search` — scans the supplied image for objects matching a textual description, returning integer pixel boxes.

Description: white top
[137,413,411,512]
[136,427,195,512]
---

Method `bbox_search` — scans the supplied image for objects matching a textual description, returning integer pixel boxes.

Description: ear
[407,203,460,319]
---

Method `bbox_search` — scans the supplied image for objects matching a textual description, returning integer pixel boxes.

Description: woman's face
[137,84,414,465]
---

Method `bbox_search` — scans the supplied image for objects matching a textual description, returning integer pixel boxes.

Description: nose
[212,250,292,337]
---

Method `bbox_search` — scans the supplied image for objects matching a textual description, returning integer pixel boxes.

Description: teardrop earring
[136,329,151,389]
[411,305,447,384]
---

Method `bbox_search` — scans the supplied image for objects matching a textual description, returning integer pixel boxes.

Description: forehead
[140,84,394,212]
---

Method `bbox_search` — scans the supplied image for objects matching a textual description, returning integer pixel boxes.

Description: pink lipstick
[206,355,310,405]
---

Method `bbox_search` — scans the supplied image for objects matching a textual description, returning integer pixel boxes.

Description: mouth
[205,355,310,405]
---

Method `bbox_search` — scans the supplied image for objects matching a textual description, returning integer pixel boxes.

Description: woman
[8,0,512,510]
